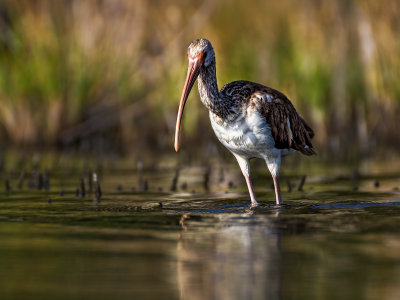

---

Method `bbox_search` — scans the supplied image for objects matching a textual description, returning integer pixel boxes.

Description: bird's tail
[299,117,316,155]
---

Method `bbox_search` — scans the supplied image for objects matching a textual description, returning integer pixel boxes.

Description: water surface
[1,159,400,299]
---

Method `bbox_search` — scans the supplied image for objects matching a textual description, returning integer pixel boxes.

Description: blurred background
[0,0,399,161]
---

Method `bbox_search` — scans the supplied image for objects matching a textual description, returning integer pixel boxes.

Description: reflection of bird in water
[177,213,281,299]
[174,39,315,206]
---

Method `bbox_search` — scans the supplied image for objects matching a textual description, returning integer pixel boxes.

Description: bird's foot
[250,201,261,208]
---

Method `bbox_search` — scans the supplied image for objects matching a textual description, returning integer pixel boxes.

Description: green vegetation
[0,0,399,159]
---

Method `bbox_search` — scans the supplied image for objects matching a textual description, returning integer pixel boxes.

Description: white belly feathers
[209,110,278,159]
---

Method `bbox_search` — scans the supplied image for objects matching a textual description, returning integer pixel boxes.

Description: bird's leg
[272,175,282,205]
[233,154,259,206]
[266,154,282,205]
[244,172,258,207]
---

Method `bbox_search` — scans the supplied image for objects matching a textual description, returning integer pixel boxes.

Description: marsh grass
[0,0,399,159]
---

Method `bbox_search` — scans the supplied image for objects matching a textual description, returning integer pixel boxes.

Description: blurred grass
[0,0,399,160]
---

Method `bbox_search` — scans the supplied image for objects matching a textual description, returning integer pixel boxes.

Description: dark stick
[203,166,211,191]
[93,172,102,201]
[170,169,180,192]
[80,178,86,197]
[17,171,25,190]
[287,179,292,193]
[297,175,307,191]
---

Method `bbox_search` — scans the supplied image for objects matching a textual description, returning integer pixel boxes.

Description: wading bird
[174,39,315,206]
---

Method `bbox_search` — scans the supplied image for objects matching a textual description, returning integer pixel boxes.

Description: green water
[1,159,400,300]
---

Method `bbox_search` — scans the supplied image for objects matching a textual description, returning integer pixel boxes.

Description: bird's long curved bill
[174,57,202,152]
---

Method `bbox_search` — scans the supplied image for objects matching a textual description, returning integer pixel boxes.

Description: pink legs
[266,153,282,205]
[234,153,283,206]
[243,171,259,207]
[233,154,259,206]
[272,175,282,205]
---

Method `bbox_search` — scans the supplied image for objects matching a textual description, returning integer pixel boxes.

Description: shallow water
[1,159,400,299]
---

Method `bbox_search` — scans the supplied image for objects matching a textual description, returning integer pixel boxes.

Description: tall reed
[0,0,398,158]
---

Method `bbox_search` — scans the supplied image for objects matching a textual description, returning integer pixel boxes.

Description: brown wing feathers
[220,80,315,155]
[262,96,315,156]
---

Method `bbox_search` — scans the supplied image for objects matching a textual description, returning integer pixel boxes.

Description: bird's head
[187,38,215,68]
[174,39,215,152]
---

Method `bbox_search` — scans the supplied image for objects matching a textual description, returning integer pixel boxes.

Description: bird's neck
[197,63,228,118]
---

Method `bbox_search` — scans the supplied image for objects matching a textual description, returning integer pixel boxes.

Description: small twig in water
[228,181,236,189]
[219,167,225,183]
[180,182,188,190]
[80,178,86,197]
[17,171,25,190]
[93,172,102,201]
[37,172,44,190]
[87,172,93,194]
[286,179,292,193]
[5,179,11,193]
[143,179,149,192]
[137,161,144,190]
[43,170,50,190]
[297,175,307,191]
[203,166,211,191]
[170,169,180,192]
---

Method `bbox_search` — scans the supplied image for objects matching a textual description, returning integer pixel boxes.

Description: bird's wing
[258,93,315,155]
[222,81,315,155]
